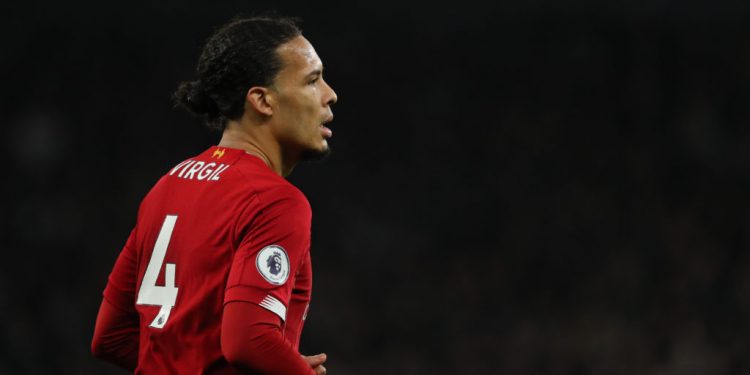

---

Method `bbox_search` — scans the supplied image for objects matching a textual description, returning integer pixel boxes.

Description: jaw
[276,137,330,176]
[299,143,331,162]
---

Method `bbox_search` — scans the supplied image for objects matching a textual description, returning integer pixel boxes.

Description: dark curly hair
[174,16,302,130]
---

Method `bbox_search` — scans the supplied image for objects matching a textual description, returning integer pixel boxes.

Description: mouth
[320,116,334,139]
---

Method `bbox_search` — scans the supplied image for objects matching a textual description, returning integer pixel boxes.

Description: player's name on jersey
[169,159,230,181]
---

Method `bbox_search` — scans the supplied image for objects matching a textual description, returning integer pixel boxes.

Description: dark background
[2,1,749,374]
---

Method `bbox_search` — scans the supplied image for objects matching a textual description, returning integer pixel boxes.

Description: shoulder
[231,156,311,214]
[260,182,311,218]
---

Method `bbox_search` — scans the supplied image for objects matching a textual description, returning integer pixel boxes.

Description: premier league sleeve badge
[255,245,290,285]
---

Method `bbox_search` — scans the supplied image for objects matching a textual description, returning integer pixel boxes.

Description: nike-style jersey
[103,146,313,374]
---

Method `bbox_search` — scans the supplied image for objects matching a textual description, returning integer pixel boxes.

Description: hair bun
[174,80,220,116]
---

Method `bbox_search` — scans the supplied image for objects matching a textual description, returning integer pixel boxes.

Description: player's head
[259,34,337,162]
[174,16,301,129]
[174,16,337,162]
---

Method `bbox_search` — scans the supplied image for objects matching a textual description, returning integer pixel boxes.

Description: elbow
[222,345,257,370]
[221,332,260,369]
[220,336,240,367]
[221,324,276,370]
[91,325,118,361]
[91,335,107,360]
[90,331,120,362]
[222,345,246,369]
[90,332,139,371]
[222,302,289,371]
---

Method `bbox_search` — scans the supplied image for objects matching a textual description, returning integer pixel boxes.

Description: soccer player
[91,16,337,375]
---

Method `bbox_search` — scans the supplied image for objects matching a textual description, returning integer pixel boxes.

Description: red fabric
[284,251,312,350]
[224,173,313,317]
[221,301,316,375]
[102,229,138,312]
[91,298,139,371]
[96,146,315,374]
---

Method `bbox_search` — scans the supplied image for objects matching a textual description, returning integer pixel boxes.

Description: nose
[323,79,337,106]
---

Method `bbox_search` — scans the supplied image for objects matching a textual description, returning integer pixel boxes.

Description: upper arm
[102,229,140,312]
[224,186,312,322]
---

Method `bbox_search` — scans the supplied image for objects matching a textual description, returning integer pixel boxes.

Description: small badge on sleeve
[256,245,290,285]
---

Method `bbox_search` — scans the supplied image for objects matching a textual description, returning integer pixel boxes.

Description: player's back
[120,146,296,374]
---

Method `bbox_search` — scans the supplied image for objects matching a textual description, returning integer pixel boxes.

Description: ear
[245,86,274,116]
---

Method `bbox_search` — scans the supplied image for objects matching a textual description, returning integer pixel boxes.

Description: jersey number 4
[136,215,179,329]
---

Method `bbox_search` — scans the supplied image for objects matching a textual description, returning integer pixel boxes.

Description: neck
[218,117,297,177]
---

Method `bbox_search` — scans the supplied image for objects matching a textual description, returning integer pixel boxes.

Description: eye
[308,74,322,85]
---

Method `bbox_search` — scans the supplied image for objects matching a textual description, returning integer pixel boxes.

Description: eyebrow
[305,68,323,78]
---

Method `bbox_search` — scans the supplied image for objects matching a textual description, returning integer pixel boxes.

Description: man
[91,16,337,375]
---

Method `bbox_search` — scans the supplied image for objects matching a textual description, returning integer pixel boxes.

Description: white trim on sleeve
[258,295,287,321]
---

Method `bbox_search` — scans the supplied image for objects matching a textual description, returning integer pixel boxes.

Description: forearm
[283,298,308,350]
[222,301,315,375]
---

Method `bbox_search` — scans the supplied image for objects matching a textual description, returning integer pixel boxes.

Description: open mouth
[320,124,332,138]
[320,116,333,138]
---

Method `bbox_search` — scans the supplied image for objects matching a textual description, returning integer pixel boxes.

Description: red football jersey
[103,146,313,374]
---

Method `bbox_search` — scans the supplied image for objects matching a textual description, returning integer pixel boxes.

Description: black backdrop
[2,1,749,374]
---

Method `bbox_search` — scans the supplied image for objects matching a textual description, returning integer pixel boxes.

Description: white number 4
[136,215,179,329]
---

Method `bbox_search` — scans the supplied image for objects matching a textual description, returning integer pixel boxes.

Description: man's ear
[246,86,274,116]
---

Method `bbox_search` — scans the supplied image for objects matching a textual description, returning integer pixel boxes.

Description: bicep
[225,191,312,321]
[103,229,139,312]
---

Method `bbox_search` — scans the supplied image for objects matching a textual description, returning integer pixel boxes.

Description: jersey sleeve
[224,186,312,322]
[103,229,139,313]
[284,250,312,350]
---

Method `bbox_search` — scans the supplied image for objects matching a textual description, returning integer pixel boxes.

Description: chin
[299,146,331,162]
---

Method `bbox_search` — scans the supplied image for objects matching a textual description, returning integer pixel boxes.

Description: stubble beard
[299,146,331,163]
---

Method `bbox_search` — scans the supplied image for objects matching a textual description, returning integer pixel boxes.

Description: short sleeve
[224,186,311,322]
[103,229,139,313]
